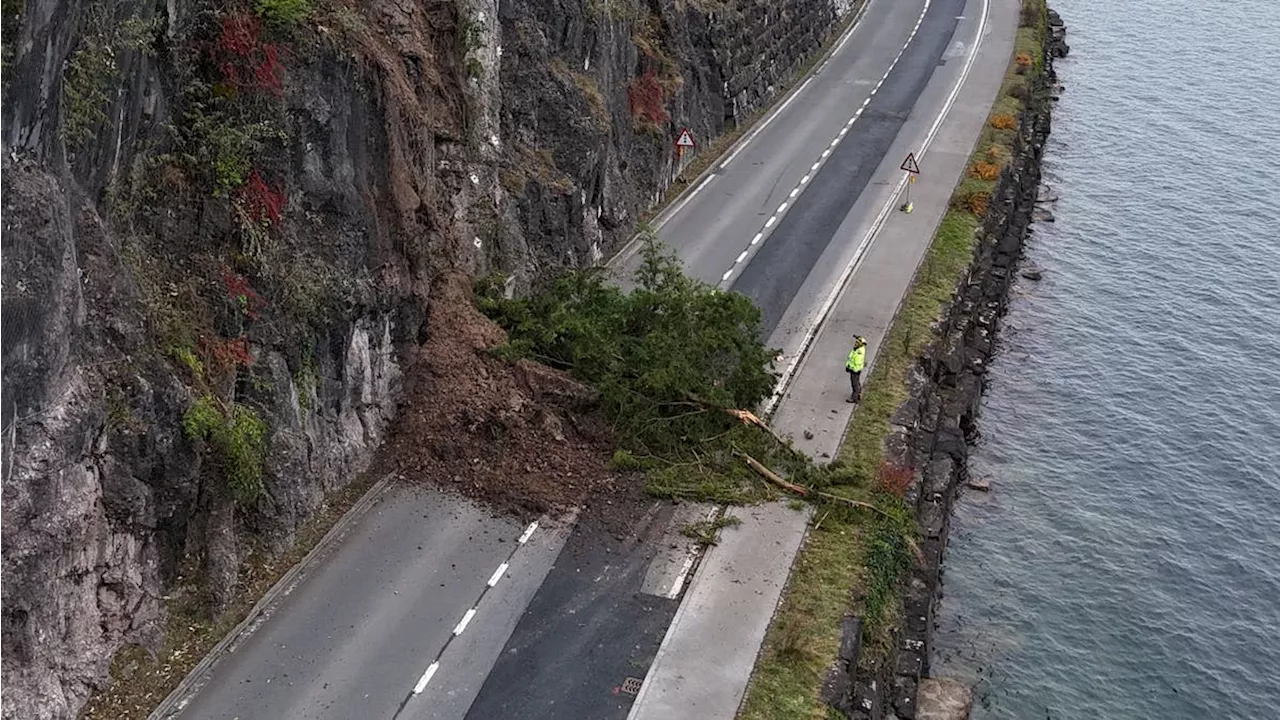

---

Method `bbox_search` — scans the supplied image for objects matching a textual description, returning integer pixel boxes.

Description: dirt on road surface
[380,272,635,518]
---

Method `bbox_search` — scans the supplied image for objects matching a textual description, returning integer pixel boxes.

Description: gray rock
[916,677,974,720]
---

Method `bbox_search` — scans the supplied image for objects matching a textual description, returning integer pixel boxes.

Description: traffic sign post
[899,152,920,213]
[675,128,696,161]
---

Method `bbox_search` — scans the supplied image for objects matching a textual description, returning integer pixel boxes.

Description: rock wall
[828,10,1067,720]
[0,0,854,717]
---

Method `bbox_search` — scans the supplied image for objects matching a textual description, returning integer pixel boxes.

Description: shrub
[969,160,1001,181]
[221,268,269,320]
[990,113,1017,131]
[238,170,285,225]
[962,190,990,216]
[183,396,270,504]
[479,234,777,456]
[214,11,284,95]
[255,0,311,27]
[628,71,669,128]
[875,459,914,498]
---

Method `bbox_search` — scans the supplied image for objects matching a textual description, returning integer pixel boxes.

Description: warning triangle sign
[900,152,921,174]
[676,128,696,148]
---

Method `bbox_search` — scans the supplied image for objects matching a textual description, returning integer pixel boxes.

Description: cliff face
[0,0,855,717]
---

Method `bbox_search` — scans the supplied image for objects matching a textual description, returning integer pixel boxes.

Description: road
[163,0,1012,717]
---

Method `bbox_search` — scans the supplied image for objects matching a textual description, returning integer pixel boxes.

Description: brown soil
[379,272,625,517]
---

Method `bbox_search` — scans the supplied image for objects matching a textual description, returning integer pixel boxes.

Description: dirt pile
[381,273,622,515]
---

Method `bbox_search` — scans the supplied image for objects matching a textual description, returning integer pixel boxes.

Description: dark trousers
[847,369,862,401]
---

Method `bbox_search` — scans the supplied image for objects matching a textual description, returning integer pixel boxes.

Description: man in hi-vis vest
[846,336,867,403]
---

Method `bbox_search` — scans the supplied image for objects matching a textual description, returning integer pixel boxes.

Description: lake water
[929,1,1280,718]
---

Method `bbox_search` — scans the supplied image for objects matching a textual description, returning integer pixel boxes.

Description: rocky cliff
[0,0,857,717]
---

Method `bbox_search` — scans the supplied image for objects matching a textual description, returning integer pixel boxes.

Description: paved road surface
[627,0,1018,716]
[167,0,1013,716]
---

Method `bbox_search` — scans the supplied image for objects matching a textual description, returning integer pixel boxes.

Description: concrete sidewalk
[626,0,1018,717]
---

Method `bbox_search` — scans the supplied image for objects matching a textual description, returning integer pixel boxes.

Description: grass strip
[738,2,1048,717]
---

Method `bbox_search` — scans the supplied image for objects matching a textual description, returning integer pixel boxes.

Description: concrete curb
[606,0,875,270]
[148,472,398,720]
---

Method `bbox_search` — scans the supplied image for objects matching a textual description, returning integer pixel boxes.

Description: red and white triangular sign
[675,128,696,148]
[900,152,921,174]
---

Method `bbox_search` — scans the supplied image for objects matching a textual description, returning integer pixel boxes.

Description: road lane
[613,0,930,286]
[170,485,566,720]
[464,500,683,720]
[731,0,966,336]
[625,0,1015,715]
[399,515,574,720]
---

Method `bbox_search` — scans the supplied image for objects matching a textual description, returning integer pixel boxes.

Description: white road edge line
[763,0,990,418]
[518,522,538,544]
[413,662,440,695]
[487,562,509,588]
[453,608,477,636]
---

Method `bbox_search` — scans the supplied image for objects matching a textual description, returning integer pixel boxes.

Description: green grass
[737,1,1049,716]
[740,518,862,720]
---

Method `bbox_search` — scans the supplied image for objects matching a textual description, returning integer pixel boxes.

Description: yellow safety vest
[846,345,865,372]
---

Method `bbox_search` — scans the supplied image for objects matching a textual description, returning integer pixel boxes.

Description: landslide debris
[380,272,621,514]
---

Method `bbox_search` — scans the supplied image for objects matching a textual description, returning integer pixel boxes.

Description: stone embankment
[829,8,1069,720]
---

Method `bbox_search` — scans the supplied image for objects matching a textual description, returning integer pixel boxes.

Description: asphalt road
[170,485,571,720]
[733,0,965,337]
[169,0,995,716]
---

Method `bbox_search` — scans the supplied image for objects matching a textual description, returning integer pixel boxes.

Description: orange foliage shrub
[963,191,990,217]
[970,161,1001,181]
[990,113,1017,130]
[875,459,915,498]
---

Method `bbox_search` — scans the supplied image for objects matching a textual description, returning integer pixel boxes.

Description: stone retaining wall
[833,9,1068,720]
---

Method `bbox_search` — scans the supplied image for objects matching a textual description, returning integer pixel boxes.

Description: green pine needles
[479,235,812,503]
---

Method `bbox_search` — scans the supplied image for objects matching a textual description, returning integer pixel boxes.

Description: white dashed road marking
[402,519,546,701]
[412,662,439,695]
[715,0,933,290]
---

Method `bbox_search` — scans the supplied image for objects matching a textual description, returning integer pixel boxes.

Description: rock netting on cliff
[1,0,857,717]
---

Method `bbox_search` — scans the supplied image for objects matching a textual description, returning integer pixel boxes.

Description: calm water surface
[930,1,1280,718]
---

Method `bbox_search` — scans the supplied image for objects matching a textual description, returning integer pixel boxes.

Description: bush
[183,395,270,504]
[962,190,990,217]
[990,113,1017,131]
[874,459,914,498]
[480,235,777,454]
[969,160,1001,181]
[255,0,311,27]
